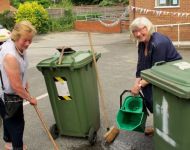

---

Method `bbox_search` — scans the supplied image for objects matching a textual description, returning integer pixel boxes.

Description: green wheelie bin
[36,48,100,145]
[141,60,190,150]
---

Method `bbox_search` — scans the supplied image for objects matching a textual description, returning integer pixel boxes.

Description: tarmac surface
[0,31,190,150]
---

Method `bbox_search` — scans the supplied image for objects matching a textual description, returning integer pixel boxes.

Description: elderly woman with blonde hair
[129,16,182,135]
[0,20,37,150]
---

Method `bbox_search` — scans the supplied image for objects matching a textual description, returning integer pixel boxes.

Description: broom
[87,32,119,143]
[33,105,59,150]
[26,89,59,150]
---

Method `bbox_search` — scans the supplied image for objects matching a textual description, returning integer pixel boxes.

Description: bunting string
[129,5,190,17]
[98,7,128,27]
[98,5,190,27]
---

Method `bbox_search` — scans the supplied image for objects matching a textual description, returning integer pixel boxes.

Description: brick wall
[74,20,122,33]
[74,20,130,33]
[129,0,190,41]
[0,0,10,13]
[73,5,130,33]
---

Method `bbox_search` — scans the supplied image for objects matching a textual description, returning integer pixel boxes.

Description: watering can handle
[119,90,131,109]
[119,90,150,116]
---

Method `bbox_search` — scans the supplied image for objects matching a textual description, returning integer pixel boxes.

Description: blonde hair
[11,20,37,41]
[130,17,155,36]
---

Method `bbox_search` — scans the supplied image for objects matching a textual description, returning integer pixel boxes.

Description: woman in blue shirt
[129,17,182,135]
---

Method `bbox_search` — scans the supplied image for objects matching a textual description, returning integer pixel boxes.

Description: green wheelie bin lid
[37,49,101,70]
[141,60,190,99]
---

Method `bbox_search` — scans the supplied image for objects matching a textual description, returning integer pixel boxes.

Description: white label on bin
[173,61,190,70]
[155,96,176,147]
[54,77,71,101]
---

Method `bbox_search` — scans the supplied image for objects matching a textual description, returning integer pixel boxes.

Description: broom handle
[88,32,110,129]
[33,105,59,150]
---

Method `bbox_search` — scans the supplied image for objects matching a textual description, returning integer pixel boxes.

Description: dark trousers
[142,85,153,113]
[0,99,24,150]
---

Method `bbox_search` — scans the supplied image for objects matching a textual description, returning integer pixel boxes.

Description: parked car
[0,24,11,45]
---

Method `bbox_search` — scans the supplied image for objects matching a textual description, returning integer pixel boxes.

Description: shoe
[5,142,27,150]
[144,127,154,136]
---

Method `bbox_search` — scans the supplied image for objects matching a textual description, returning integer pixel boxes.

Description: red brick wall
[75,20,122,33]
[74,20,130,33]
[0,0,10,13]
[129,0,190,41]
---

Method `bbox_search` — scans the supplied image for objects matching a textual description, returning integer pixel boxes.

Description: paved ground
[0,31,190,150]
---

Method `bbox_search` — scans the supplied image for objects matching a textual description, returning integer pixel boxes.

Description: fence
[155,23,190,47]
[47,6,128,20]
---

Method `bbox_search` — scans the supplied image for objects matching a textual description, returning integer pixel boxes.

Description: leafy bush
[48,0,74,32]
[10,0,51,8]
[76,12,102,20]
[120,0,129,4]
[0,10,15,30]
[10,0,21,8]
[99,0,129,6]
[99,0,115,6]
[25,0,51,8]
[52,0,73,9]
[15,2,49,34]
[71,0,98,5]
[49,9,74,32]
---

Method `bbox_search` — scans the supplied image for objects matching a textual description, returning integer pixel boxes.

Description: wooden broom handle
[34,105,59,150]
[88,32,110,129]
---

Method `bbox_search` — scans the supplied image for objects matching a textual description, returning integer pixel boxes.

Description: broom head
[103,126,120,143]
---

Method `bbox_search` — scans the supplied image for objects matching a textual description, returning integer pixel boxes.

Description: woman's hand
[131,78,141,95]
[29,97,37,105]
[131,83,141,95]
[130,79,149,95]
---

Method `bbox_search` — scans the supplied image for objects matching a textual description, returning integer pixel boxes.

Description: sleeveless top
[0,39,28,96]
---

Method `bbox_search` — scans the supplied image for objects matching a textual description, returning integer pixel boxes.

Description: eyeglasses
[132,26,146,34]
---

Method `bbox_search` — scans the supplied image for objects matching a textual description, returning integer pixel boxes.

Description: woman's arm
[3,54,36,105]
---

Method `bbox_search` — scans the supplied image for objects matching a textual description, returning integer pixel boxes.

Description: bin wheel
[50,124,59,139]
[88,127,97,145]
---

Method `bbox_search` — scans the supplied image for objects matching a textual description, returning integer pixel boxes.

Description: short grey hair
[130,17,155,36]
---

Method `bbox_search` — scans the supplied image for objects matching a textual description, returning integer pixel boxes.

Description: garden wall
[74,20,129,33]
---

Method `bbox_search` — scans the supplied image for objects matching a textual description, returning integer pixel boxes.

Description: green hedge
[76,12,102,20]
[0,10,15,30]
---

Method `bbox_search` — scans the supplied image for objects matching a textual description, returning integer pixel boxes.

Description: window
[156,0,179,7]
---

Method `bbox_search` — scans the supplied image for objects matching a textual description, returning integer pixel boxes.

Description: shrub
[71,0,92,5]
[10,0,20,8]
[10,0,51,8]
[0,10,15,30]
[76,12,102,20]
[52,0,73,9]
[99,0,129,6]
[49,9,74,32]
[48,0,74,32]
[25,0,51,8]
[99,0,115,6]
[15,2,49,34]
